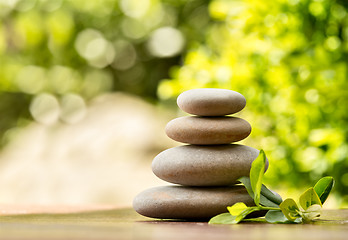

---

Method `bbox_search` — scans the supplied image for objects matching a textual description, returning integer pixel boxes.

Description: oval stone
[133,185,254,219]
[177,88,246,116]
[165,116,251,145]
[152,144,266,186]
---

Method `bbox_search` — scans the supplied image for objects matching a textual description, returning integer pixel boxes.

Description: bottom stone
[133,185,253,220]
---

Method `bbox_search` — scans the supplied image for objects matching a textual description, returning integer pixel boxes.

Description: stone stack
[133,88,268,220]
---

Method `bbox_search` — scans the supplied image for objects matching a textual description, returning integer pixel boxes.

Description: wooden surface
[0,206,347,240]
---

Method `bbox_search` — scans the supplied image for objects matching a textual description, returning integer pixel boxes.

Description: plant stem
[257,206,281,211]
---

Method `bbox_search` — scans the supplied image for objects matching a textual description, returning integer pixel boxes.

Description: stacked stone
[133,88,268,220]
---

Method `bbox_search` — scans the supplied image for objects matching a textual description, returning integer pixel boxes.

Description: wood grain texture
[0,206,347,240]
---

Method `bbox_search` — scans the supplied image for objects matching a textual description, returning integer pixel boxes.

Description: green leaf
[239,177,282,208]
[259,195,281,208]
[227,202,248,216]
[209,213,237,224]
[279,198,301,221]
[302,204,321,223]
[265,210,289,223]
[299,187,322,210]
[313,176,334,204]
[233,207,259,224]
[239,176,253,198]
[210,207,260,224]
[261,185,283,205]
[250,150,267,206]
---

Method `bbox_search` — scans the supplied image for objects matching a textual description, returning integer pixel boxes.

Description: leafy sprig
[209,150,334,224]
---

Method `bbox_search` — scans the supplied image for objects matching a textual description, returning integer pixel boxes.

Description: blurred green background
[0,0,347,207]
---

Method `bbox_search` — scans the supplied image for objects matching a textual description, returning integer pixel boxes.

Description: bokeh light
[0,0,347,207]
[60,93,86,124]
[29,93,60,125]
[147,27,185,58]
[157,0,348,206]
[75,29,115,68]
[15,66,46,94]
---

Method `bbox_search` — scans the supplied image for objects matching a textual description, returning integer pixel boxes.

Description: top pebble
[177,88,246,116]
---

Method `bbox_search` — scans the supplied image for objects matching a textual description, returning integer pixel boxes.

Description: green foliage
[209,213,236,224]
[299,188,322,210]
[279,198,301,221]
[229,206,260,224]
[209,150,334,224]
[260,185,283,206]
[314,176,335,204]
[250,149,266,206]
[227,202,248,216]
[0,0,347,204]
[265,210,288,223]
[239,177,281,208]
[301,204,322,223]
[159,0,348,204]
[0,0,211,143]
